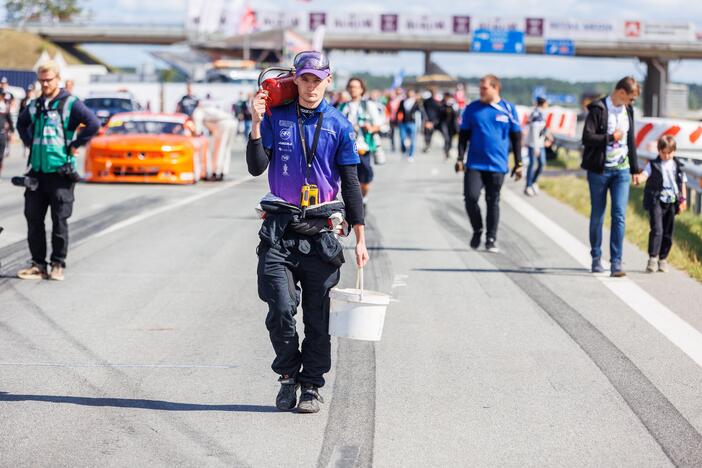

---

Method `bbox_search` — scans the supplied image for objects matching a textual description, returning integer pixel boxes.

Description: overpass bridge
[23,23,702,117]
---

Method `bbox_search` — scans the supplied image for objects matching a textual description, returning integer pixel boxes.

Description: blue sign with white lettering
[544,39,575,56]
[532,86,577,106]
[471,29,525,54]
[545,94,578,105]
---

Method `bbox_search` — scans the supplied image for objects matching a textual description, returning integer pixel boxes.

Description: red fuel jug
[258,67,297,115]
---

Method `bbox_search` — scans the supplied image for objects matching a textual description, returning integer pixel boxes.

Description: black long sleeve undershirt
[457,129,471,161]
[338,164,364,226]
[246,136,364,226]
[246,136,270,176]
[510,131,523,166]
[456,129,523,167]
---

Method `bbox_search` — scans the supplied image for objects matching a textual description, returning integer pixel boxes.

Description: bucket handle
[355,268,364,301]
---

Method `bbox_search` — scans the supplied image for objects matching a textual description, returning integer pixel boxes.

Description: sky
[74,0,702,84]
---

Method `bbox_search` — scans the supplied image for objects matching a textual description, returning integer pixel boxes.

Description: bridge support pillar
[642,58,669,117]
[424,51,432,75]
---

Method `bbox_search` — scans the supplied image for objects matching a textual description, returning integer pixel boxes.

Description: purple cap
[294,51,330,79]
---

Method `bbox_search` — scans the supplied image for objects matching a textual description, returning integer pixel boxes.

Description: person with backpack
[397,89,425,162]
[15,61,100,281]
[438,92,459,159]
[524,96,552,196]
[455,74,523,253]
[338,77,382,206]
[0,89,14,176]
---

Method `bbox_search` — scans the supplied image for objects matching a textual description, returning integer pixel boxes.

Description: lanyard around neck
[296,104,324,183]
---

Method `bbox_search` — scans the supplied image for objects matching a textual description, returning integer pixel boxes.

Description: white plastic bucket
[329,268,391,341]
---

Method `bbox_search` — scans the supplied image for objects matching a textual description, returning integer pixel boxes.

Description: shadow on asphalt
[344,246,472,253]
[0,392,278,413]
[414,266,590,277]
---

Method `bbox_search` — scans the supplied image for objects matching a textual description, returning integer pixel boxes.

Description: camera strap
[296,104,324,184]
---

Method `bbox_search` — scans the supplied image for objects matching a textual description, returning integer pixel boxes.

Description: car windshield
[85,98,134,111]
[105,119,186,136]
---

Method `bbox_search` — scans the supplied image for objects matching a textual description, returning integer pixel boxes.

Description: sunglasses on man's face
[38,76,58,84]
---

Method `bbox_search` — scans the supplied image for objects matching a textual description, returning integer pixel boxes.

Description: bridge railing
[552,135,702,215]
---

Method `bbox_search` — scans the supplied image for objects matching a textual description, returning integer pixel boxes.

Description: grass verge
[539,174,702,282]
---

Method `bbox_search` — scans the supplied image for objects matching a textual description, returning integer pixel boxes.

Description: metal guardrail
[553,135,702,215]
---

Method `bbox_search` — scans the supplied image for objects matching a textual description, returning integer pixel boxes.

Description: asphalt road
[1,141,701,467]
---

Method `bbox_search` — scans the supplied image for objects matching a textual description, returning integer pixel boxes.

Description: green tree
[5,0,82,24]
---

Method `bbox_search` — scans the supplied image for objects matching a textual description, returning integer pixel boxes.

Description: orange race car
[84,112,208,184]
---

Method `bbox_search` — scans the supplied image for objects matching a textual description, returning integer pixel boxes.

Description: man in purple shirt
[247,51,368,413]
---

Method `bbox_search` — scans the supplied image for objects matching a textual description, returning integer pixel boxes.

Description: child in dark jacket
[641,135,687,273]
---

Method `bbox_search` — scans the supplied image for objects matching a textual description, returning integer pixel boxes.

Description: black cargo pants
[24,172,75,268]
[257,233,342,388]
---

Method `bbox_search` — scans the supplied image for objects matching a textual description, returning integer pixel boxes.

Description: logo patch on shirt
[322,127,336,136]
[350,131,357,153]
[280,127,292,140]
[495,115,509,123]
[282,163,289,176]
[278,119,294,127]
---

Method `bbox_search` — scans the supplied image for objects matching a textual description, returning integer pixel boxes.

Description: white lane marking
[502,189,702,369]
[87,176,254,240]
[0,362,238,369]
[391,274,408,289]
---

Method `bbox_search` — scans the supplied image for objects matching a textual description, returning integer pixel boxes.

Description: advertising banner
[254,10,305,31]
[622,21,695,42]
[471,17,525,32]
[398,14,455,36]
[326,12,378,35]
[544,18,619,41]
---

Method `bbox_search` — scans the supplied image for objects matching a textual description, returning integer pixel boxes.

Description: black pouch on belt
[315,231,345,267]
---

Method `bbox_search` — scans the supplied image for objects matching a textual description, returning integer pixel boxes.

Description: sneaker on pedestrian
[470,231,482,250]
[17,263,48,280]
[532,183,540,194]
[591,258,604,273]
[658,259,669,273]
[610,261,626,278]
[49,263,65,281]
[297,384,324,414]
[646,256,658,273]
[407,156,415,163]
[524,186,536,197]
[485,238,499,253]
[275,377,299,411]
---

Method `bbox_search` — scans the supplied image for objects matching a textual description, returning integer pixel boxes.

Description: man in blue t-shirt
[455,74,523,253]
[246,51,368,414]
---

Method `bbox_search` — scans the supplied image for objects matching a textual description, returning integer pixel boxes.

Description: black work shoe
[485,238,499,253]
[470,231,482,250]
[297,384,324,414]
[276,377,299,411]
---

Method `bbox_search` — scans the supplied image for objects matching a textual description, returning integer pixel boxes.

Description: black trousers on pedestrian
[463,169,505,241]
[257,235,341,388]
[440,124,455,157]
[648,200,676,259]
[423,126,435,149]
[24,172,75,268]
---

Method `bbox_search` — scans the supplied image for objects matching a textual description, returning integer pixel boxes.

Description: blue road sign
[532,86,547,101]
[471,29,525,54]
[532,87,577,106]
[546,94,578,105]
[544,39,575,56]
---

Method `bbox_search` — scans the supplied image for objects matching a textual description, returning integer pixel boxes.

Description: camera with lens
[56,162,81,183]
[11,175,39,191]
